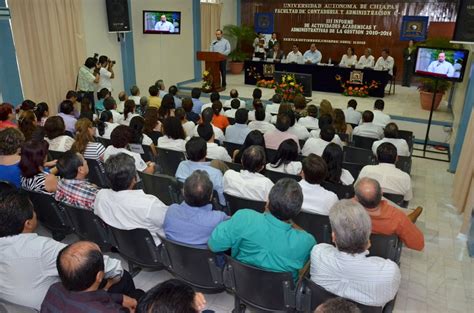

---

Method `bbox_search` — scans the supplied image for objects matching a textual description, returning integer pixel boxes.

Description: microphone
[212,41,218,45]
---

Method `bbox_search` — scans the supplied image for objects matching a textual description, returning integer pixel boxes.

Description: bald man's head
[354,177,382,209]
[57,241,104,291]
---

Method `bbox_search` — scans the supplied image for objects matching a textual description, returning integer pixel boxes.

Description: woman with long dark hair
[233,130,266,164]
[266,139,302,175]
[18,110,38,141]
[157,116,186,152]
[20,140,58,193]
[322,143,354,186]
[34,102,49,126]
[95,110,119,139]
[121,99,139,126]
[44,116,75,152]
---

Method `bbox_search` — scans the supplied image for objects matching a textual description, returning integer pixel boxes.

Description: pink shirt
[263,129,300,151]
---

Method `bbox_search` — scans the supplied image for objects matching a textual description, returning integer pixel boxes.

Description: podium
[196,51,226,92]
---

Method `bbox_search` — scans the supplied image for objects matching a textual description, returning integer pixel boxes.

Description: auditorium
[0,0,473,312]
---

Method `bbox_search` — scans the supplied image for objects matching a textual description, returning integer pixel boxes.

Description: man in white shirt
[356,48,375,68]
[129,85,141,106]
[374,48,395,76]
[287,110,310,140]
[248,99,272,122]
[248,107,276,134]
[201,92,220,113]
[310,200,400,307]
[286,44,303,63]
[117,91,128,114]
[358,142,413,201]
[95,153,168,246]
[224,99,240,119]
[193,107,225,143]
[0,191,125,310]
[98,55,114,92]
[343,99,362,125]
[298,105,319,130]
[372,123,410,157]
[352,111,384,139]
[427,52,455,77]
[223,89,246,109]
[154,15,175,32]
[303,43,322,64]
[302,126,341,157]
[265,94,282,115]
[298,154,338,215]
[372,99,391,128]
[198,124,232,162]
[225,109,251,145]
[223,145,274,201]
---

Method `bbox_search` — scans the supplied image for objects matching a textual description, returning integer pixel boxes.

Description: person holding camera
[77,55,100,109]
[98,55,115,92]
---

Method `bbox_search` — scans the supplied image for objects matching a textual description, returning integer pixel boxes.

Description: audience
[265,93,282,115]
[197,123,232,162]
[319,99,335,119]
[129,85,141,106]
[343,99,362,125]
[224,108,251,144]
[0,103,17,129]
[117,91,129,115]
[65,91,81,118]
[223,145,273,201]
[310,200,401,307]
[201,92,220,113]
[194,107,225,142]
[233,130,266,164]
[358,143,412,201]
[95,88,110,113]
[156,79,167,98]
[121,99,139,126]
[158,116,187,152]
[322,143,354,186]
[44,116,75,152]
[57,100,78,134]
[354,177,424,250]
[298,104,319,130]
[372,122,410,157]
[372,99,391,128]
[211,100,229,130]
[95,110,119,140]
[175,107,195,137]
[168,85,182,108]
[264,113,300,151]
[191,87,204,114]
[223,89,246,109]
[302,125,341,156]
[95,153,167,246]
[315,298,362,313]
[148,85,162,109]
[224,98,240,119]
[334,108,352,136]
[34,102,49,126]
[20,140,58,194]
[18,110,38,141]
[209,178,316,280]
[271,102,292,124]
[252,87,262,101]
[158,94,176,122]
[309,115,344,146]
[0,128,24,187]
[352,110,383,139]
[104,96,123,124]
[287,109,310,140]
[266,139,302,175]
[72,118,105,163]
[164,170,229,246]
[138,96,148,116]
[129,115,155,148]
[248,99,271,122]
[299,154,338,215]
[182,97,200,124]
[293,94,307,119]
[143,107,162,145]
[248,107,276,134]
[79,97,95,122]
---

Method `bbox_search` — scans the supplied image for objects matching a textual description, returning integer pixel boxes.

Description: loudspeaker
[105,0,130,32]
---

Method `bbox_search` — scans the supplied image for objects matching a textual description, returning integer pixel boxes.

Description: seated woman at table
[339,47,357,67]
[267,43,285,61]
[357,48,375,68]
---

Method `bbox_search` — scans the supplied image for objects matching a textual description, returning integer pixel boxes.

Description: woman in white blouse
[322,143,354,186]
[120,99,139,126]
[266,139,302,175]
[339,47,358,67]
[157,116,187,152]
[96,111,120,140]
[129,115,157,156]
[43,116,75,152]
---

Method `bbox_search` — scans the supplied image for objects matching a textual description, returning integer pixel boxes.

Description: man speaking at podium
[427,52,454,77]
[210,29,231,88]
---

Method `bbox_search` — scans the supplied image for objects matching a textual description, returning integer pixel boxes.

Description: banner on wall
[254,13,274,34]
[453,0,474,43]
[400,16,429,41]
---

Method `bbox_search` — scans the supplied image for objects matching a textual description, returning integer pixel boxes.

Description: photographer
[77,55,100,110]
[98,55,115,92]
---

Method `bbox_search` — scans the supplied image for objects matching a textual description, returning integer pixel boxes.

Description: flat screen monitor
[143,11,181,34]
[274,71,312,97]
[413,46,469,82]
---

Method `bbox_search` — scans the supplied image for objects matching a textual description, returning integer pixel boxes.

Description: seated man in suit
[310,200,401,307]
[266,43,285,61]
[209,178,316,280]
[372,123,410,157]
[352,110,384,139]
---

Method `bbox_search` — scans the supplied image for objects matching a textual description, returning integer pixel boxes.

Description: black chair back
[228,117,235,125]
[368,234,402,264]
[264,169,302,184]
[321,181,355,200]
[224,257,297,312]
[156,148,186,176]
[223,141,242,158]
[343,146,375,165]
[398,130,414,152]
[0,180,16,193]
[96,137,112,147]
[160,237,224,292]
[224,193,266,215]
[395,156,412,175]
[265,148,278,164]
[139,172,181,205]
[352,135,378,151]
[292,211,331,244]
[383,192,406,208]
[342,162,364,180]
[48,150,65,161]
[86,159,109,188]
[224,161,242,172]
[141,145,156,163]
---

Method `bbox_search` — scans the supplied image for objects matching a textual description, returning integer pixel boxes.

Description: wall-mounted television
[143,11,181,34]
[414,46,469,82]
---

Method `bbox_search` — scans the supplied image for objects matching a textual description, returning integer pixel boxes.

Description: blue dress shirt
[303,50,322,64]
[224,123,251,145]
[192,98,204,114]
[210,38,231,56]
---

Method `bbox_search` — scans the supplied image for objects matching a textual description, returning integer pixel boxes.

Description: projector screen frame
[143,10,182,35]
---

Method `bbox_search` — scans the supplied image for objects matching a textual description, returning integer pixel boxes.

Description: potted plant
[223,24,255,74]
[418,78,451,110]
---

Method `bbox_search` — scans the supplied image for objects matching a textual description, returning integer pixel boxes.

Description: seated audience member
[79,97,95,122]
[315,297,362,313]
[223,89,246,109]
[129,116,155,147]
[158,94,176,122]
[129,85,141,106]
[252,87,263,101]
[299,154,338,215]
[175,107,195,137]
[58,100,78,134]
[137,96,148,116]
[287,109,310,140]
[20,140,58,193]
[310,200,401,307]
[319,99,335,119]
[265,94,282,115]
[334,108,352,136]
[193,107,225,142]
[322,143,354,186]
[19,110,39,141]
[293,94,307,119]
[0,128,24,187]
[358,143,412,201]
[248,99,271,122]
[352,110,383,139]
[44,116,75,152]
[121,99,139,126]
[137,279,207,313]
[182,97,200,124]
[264,113,300,151]
[176,137,225,206]
[211,101,230,130]
[225,108,251,144]
[55,151,99,210]
[343,99,362,125]
[95,153,167,246]
[372,99,391,128]
[309,115,343,146]
[0,191,125,310]
[372,123,410,157]
[248,107,276,134]
[298,105,319,130]
[233,130,266,164]
[302,125,341,156]
[104,125,155,174]
[104,97,123,124]
[155,79,167,98]
[143,108,162,145]
[201,92,220,113]
[164,170,228,245]
[198,124,232,162]
[96,111,119,140]
[117,91,128,114]
[168,85,182,108]
[209,178,316,280]
[73,118,105,162]
[224,98,241,119]
[0,103,17,129]
[148,84,162,109]
[41,241,139,313]
[266,139,302,175]
[158,116,187,152]
[355,177,424,250]
[223,145,274,201]
[191,87,204,114]
[17,99,36,114]
[95,88,111,113]
[270,102,292,124]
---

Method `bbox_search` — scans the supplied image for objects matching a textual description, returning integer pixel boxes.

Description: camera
[110,60,116,65]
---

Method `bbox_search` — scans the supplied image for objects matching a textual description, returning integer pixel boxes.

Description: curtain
[452,110,474,234]
[8,0,86,112]
[201,2,223,72]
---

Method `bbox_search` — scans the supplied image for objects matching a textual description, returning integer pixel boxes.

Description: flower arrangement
[335,75,380,97]
[274,74,304,101]
[256,79,276,89]
[202,70,213,92]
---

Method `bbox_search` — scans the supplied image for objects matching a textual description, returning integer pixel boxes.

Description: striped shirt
[310,243,400,307]
[21,172,51,194]
[54,179,99,211]
[84,142,106,161]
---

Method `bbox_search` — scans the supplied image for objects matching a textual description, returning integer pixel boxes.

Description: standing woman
[402,40,416,87]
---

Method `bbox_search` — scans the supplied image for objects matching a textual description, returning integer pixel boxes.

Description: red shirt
[369,200,424,251]
[212,114,230,130]
[0,120,17,130]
